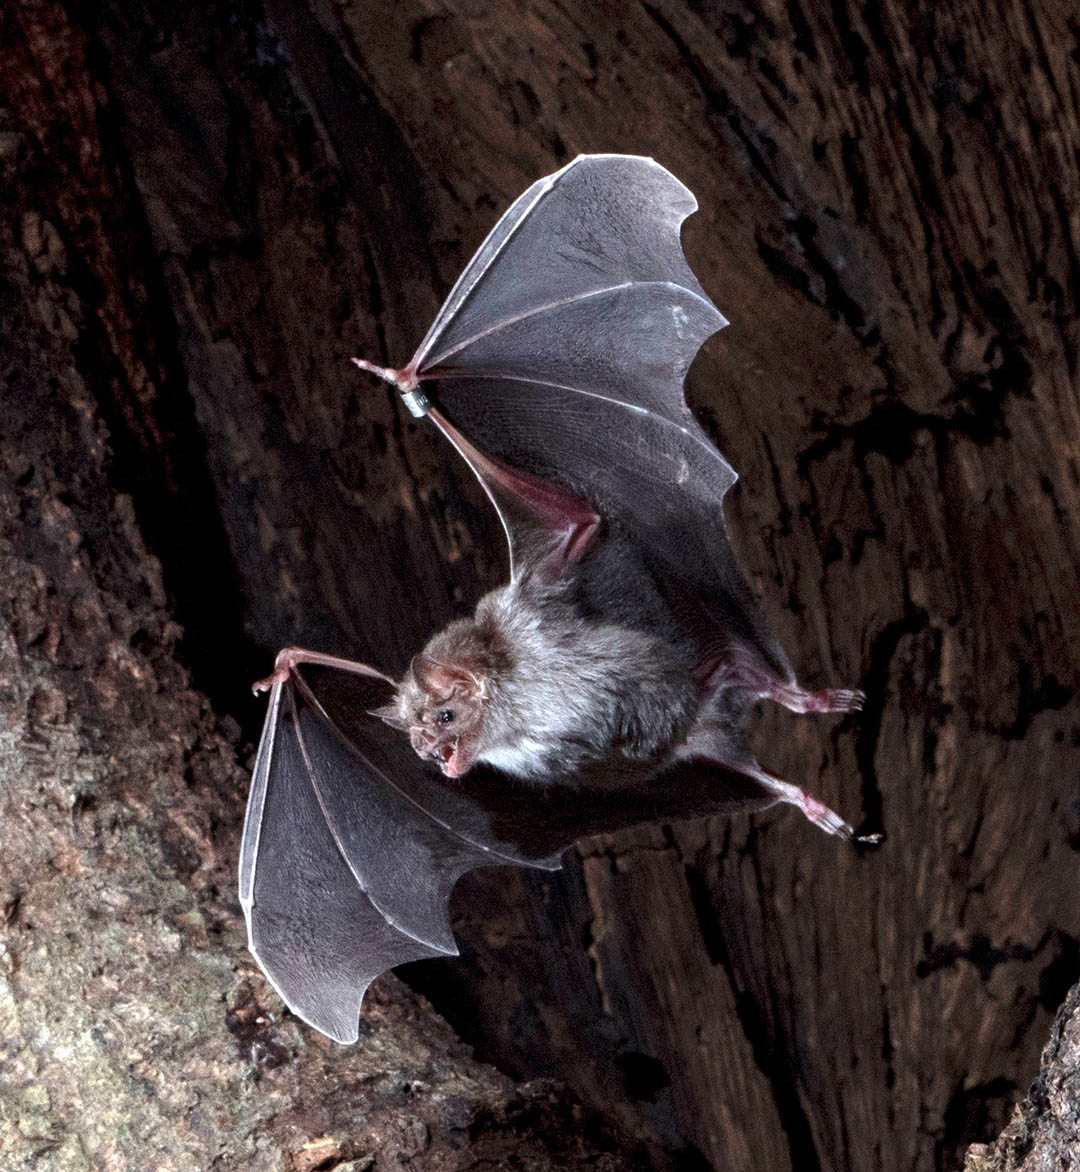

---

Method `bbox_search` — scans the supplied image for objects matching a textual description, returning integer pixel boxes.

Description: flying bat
[239,154,866,1044]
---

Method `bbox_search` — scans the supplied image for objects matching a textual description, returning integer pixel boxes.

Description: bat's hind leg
[699,645,864,715]
[753,769,854,838]
[756,768,880,843]
[766,682,864,715]
[679,722,860,840]
[252,648,395,694]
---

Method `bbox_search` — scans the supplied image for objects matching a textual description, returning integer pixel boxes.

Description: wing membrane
[240,666,790,1042]
[239,670,562,1044]
[406,155,788,677]
[414,155,722,371]
[425,281,724,431]
[240,683,445,1043]
[430,379,787,677]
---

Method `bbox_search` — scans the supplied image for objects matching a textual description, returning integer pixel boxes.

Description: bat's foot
[762,681,864,714]
[799,792,853,838]
[697,648,864,716]
[757,681,865,715]
[747,766,857,840]
[795,687,865,714]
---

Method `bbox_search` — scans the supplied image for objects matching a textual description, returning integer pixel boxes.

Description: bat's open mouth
[438,741,471,779]
[420,740,469,778]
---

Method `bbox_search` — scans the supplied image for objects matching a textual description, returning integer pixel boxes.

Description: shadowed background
[2,1,1079,1169]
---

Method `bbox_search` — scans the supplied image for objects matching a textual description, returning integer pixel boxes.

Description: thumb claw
[251,670,285,695]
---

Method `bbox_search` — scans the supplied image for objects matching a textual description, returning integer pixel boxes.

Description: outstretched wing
[239,661,790,1043]
[407,154,792,680]
[239,663,561,1044]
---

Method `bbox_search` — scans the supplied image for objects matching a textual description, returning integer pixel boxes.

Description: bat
[239,154,868,1044]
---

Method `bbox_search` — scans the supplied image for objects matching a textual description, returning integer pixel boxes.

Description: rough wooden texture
[965,982,1080,1171]
[3,0,1079,1169]
[0,235,642,1172]
[0,4,652,1170]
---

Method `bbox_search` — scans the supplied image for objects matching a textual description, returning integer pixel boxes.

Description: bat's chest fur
[474,579,699,781]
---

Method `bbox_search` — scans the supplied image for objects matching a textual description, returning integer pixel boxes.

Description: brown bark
[965,981,1080,1171]
[0,4,649,1169]
[2,0,1079,1170]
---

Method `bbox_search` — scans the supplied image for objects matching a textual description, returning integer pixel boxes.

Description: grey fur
[472,576,697,779]
[389,527,703,783]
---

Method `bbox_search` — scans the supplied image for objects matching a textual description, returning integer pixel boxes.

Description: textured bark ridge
[2,0,1079,1169]
[965,982,1080,1171]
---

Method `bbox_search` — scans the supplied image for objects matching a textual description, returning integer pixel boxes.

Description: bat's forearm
[252,647,396,694]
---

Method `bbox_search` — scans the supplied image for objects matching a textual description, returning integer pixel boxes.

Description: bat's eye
[437,709,455,725]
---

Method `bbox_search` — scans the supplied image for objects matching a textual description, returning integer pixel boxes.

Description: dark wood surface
[4,0,1079,1168]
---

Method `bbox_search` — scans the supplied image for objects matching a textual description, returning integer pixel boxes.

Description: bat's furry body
[393,533,701,782]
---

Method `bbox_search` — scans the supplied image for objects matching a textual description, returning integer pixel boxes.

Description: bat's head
[374,623,498,779]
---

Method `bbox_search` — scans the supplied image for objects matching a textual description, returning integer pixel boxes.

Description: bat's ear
[369,704,407,730]
[410,654,480,699]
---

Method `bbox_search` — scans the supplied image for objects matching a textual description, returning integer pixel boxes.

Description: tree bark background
[2,1,1079,1170]
[965,981,1080,1171]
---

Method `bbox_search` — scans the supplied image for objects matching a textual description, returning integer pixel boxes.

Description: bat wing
[238,662,562,1044]
[407,154,792,681]
[239,661,788,1042]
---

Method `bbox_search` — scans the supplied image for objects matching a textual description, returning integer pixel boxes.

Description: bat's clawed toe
[800,793,854,838]
[835,688,866,712]
[351,357,418,392]
[814,687,865,714]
